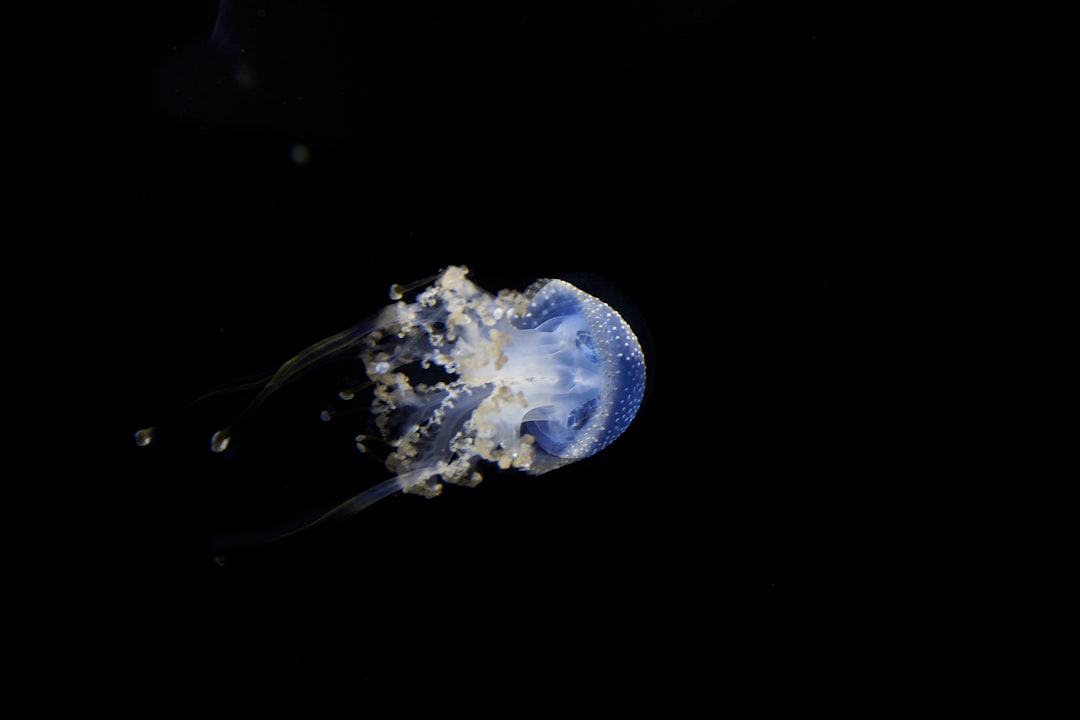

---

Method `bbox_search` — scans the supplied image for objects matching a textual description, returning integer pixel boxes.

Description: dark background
[28,0,1027,711]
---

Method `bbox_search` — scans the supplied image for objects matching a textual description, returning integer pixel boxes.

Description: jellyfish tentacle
[133,370,283,448]
[211,309,394,452]
[210,469,434,560]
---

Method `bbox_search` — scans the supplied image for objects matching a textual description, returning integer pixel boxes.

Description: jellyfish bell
[136,265,647,557]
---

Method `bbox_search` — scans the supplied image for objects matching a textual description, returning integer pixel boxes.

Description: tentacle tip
[210,431,231,453]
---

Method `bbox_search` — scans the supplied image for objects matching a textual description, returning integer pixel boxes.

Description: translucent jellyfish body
[137,265,647,548]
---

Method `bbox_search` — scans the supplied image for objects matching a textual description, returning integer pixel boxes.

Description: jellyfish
[136,265,646,554]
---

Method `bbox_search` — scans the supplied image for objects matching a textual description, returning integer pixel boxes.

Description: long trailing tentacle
[209,310,391,452]
[210,470,430,562]
[134,310,392,452]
